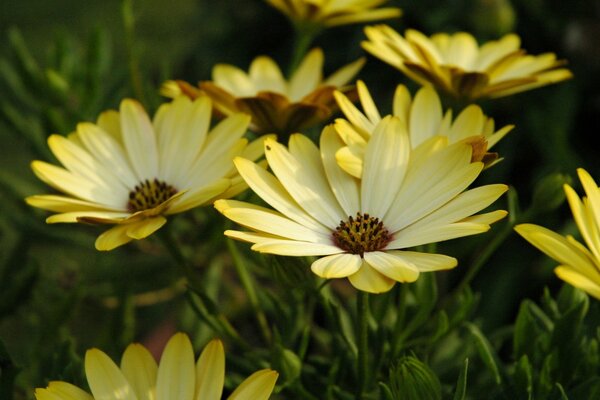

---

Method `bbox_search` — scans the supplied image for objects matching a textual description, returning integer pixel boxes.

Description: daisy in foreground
[265,0,402,29]
[26,97,267,250]
[162,48,364,135]
[333,81,513,178]
[215,117,508,293]
[35,332,278,400]
[362,26,572,99]
[515,169,600,300]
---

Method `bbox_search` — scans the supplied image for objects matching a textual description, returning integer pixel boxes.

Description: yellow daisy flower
[515,169,600,300]
[34,332,278,400]
[215,117,507,293]
[333,80,514,178]
[265,0,402,28]
[26,97,269,251]
[362,26,573,99]
[162,48,365,135]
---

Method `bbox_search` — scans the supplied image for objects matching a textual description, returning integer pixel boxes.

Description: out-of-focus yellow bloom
[162,48,364,135]
[333,80,513,178]
[515,169,600,300]
[35,333,278,400]
[26,97,269,250]
[266,0,401,28]
[216,119,507,293]
[362,26,573,99]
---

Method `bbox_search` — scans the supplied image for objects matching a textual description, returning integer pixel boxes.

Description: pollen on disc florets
[127,178,177,212]
[332,212,392,257]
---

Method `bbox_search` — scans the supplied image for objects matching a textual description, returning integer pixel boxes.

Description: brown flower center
[332,212,392,257]
[127,179,177,212]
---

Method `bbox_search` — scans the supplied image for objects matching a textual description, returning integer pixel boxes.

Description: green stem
[227,240,272,344]
[157,227,202,290]
[287,23,321,77]
[356,291,369,400]
[122,0,147,105]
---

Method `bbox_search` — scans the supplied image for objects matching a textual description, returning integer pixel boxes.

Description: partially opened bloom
[515,169,600,300]
[362,26,572,99]
[35,332,278,400]
[26,97,268,250]
[215,117,507,293]
[265,0,401,28]
[334,80,513,177]
[162,48,364,135]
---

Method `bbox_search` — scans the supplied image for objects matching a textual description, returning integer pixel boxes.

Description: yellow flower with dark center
[265,0,402,28]
[26,97,270,250]
[162,48,364,135]
[35,332,278,400]
[215,118,507,293]
[333,80,514,178]
[515,169,600,300]
[362,26,573,99]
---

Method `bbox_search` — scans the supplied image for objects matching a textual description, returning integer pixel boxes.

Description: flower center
[332,212,392,257]
[127,179,177,212]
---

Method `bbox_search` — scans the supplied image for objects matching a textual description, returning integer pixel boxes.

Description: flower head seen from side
[515,169,600,300]
[333,80,514,178]
[26,97,269,251]
[34,332,278,400]
[215,117,508,293]
[162,48,365,135]
[265,0,402,29]
[362,26,573,99]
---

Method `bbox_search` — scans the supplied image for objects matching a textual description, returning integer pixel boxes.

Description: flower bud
[389,355,441,400]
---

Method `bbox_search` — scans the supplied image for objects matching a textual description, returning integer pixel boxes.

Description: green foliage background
[1,0,600,399]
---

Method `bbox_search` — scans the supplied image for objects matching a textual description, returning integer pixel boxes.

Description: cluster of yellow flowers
[28,0,598,398]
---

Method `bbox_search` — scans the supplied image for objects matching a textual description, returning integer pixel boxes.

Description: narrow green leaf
[513,355,533,400]
[452,358,469,400]
[465,322,502,385]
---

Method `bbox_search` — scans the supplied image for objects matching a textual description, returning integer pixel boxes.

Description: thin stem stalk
[356,291,369,400]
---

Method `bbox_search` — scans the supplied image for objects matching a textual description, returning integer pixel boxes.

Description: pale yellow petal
[388,222,490,249]
[35,382,93,400]
[119,99,158,181]
[195,340,225,400]
[265,137,344,228]
[447,105,485,142]
[251,240,344,256]
[156,333,195,400]
[348,259,395,293]
[213,64,255,96]
[289,48,323,101]
[555,266,600,300]
[31,161,122,208]
[249,56,287,94]
[232,157,328,233]
[361,117,410,218]
[25,194,121,213]
[216,200,329,242]
[408,85,443,147]
[85,349,137,400]
[167,179,231,214]
[320,126,360,215]
[120,344,158,400]
[47,211,130,224]
[363,251,419,282]
[76,122,138,188]
[227,369,278,400]
[388,251,457,272]
[311,253,362,278]
[126,217,167,240]
[95,224,135,251]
